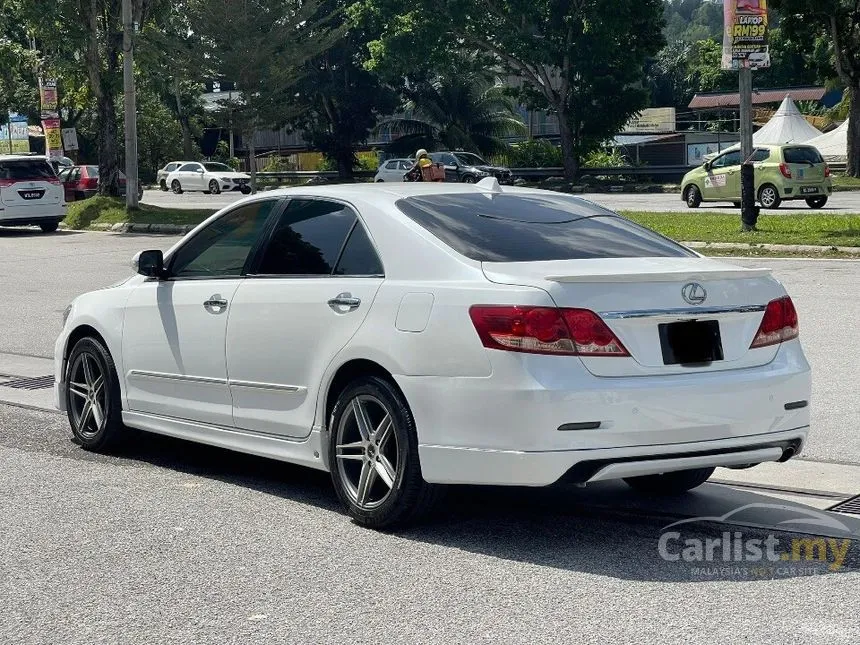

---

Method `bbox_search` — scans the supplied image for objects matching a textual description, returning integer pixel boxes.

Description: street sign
[61,128,79,151]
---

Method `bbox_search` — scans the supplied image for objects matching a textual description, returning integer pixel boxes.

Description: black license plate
[659,320,724,365]
[800,186,818,194]
[19,190,45,200]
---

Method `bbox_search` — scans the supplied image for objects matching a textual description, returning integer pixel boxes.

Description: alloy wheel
[760,187,777,207]
[335,395,400,510]
[68,352,106,439]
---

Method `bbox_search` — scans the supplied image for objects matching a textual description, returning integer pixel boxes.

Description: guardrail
[255,161,849,184]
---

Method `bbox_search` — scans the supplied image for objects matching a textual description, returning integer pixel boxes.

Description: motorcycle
[403,162,446,182]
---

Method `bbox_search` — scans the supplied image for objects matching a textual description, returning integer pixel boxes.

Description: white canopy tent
[806,120,849,161]
[752,96,823,145]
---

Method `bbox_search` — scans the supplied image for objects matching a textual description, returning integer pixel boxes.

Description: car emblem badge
[681,282,707,305]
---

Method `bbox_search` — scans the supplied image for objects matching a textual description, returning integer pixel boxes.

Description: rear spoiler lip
[544,268,773,283]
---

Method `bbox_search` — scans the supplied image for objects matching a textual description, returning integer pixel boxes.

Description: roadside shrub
[64,196,126,229]
[582,148,627,168]
[507,139,563,167]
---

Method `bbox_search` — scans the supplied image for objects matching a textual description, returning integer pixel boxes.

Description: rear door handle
[328,292,361,312]
[204,295,228,314]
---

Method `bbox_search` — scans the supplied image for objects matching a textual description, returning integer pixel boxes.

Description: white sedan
[373,158,413,182]
[54,179,811,528]
[166,161,251,195]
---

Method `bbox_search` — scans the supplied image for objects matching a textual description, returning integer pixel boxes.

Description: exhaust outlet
[779,446,797,462]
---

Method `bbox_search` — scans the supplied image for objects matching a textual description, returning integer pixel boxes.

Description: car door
[121,198,280,427]
[226,197,384,438]
[703,150,741,200]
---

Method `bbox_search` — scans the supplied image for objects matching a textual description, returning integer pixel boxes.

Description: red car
[58,165,143,201]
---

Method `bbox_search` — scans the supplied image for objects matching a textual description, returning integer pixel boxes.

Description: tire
[240,185,252,195]
[684,185,702,208]
[159,179,168,191]
[328,375,441,528]
[171,180,183,194]
[461,175,477,184]
[65,336,125,453]
[40,221,59,233]
[624,467,715,494]
[806,196,828,209]
[208,179,221,195]
[758,184,781,209]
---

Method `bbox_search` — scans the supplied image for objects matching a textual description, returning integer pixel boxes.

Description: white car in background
[374,158,413,182]
[166,161,251,195]
[0,154,66,233]
[55,179,810,528]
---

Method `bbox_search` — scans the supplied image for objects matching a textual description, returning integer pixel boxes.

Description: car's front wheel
[159,179,168,191]
[806,196,828,209]
[328,375,440,528]
[240,185,252,195]
[40,221,59,233]
[624,467,715,494]
[758,184,781,209]
[65,336,125,452]
[171,180,183,194]
[208,179,222,195]
[684,185,702,208]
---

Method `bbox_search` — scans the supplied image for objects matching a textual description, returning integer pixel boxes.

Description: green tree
[359,0,665,178]
[188,0,341,190]
[771,0,860,175]
[378,68,526,157]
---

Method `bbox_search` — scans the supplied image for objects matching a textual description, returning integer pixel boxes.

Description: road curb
[683,241,860,255]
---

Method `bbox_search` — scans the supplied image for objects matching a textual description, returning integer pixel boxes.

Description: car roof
[0,154,51,162]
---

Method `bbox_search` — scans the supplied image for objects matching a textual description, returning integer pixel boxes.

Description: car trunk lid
[482,257,781,377]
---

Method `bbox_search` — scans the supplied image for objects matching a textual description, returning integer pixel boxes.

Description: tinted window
[454,152,487,166]
[178,163,200,172]
[334,224,383,276]
[752,148,770,162]
[712,151,741,168]
[170,200,276,278]
[396,194,694,262]
[256,199,356,275]
[399,160,412,170]
[0,160,56,180]
[385,161,399,170]
[203,162,232,172]
[784,147,823,164]
[166,163,178,171]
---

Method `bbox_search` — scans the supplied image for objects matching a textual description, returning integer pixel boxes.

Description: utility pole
[122,0,139,209]
[739,64,758,231]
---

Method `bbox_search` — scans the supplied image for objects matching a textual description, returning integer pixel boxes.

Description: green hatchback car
[681,144,833,209]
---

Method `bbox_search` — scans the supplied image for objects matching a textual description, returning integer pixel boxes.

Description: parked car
[681,144,833,209]
[166,161,251,195]
[0,154,66,233]
[56,179,810,528]
[429,151,513,184]
[58,165,143,202]
[48,156,75,175]
[157,161,186,191]
[374,158,414,182]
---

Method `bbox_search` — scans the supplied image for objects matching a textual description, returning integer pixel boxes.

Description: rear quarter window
[395,193,695,262]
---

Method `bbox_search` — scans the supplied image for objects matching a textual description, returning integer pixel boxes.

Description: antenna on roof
[475,176,502,194]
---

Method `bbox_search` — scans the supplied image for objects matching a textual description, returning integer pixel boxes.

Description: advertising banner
[625,108,677,134]
[40,79,59,116]
[722,0,770,70]
[7,112,30,153]
[42,117,63,158]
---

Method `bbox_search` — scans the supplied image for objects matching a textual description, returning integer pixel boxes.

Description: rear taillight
[83,178,98,189]
[825,165,831,177]
[779,163,792,179]
[469,305,629,357]
[46,177,60,185]
[750,296,799,349]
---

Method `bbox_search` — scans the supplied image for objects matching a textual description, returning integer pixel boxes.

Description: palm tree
[379,71,527,157]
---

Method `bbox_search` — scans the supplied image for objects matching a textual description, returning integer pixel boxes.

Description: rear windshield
[783,147,823,164]
[395,193,695,262]
[0,160,56,180]
[85,166,100,177]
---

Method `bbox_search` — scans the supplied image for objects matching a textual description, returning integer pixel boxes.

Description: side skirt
[122,411,328,472]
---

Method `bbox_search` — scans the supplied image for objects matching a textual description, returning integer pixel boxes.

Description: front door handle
[204,295,228,314]
[328,292,361,312]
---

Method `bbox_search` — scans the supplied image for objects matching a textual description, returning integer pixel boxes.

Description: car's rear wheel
[806,196,828,209]
[171,180,183,194]
[65,336,125,452]
[40,221,59,233]
[209,179,221,195]
[758,184,781,209]
[461,175,477,184]
[624,467,715,494]
[684,185,702,208]
[328,375,440,528]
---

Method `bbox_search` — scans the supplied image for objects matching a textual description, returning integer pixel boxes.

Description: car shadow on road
[0,228,83,238]
[111,431,860,584]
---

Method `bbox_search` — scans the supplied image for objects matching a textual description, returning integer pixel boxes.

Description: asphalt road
[141,186,860,214]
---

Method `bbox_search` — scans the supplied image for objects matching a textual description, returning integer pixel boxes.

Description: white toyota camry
[55,179,811,527]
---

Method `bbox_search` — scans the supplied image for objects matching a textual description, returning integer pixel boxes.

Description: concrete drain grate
[829,495,860,516]
[1,375,54,390]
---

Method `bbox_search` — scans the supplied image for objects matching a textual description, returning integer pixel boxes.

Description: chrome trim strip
[599,304,766,320]
[229,379,305,393]
[127,370,227,385]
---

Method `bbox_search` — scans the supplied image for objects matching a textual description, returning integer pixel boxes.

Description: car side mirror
[133,250,165,278]
[703,161,711,170]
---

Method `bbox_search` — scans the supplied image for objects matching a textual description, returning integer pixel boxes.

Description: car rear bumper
[398,340,811,486]
[781,182,832,198]
[0,203,66,224]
